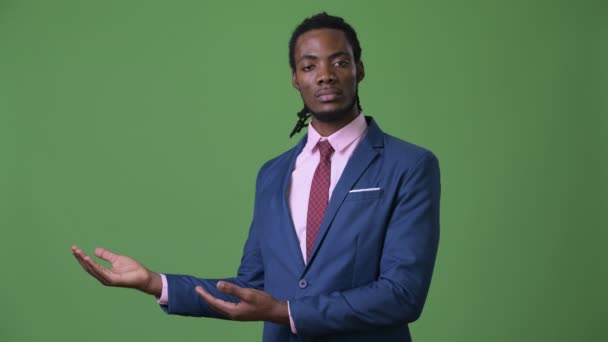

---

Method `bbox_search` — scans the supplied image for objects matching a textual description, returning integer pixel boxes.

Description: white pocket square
[349,187,381,193]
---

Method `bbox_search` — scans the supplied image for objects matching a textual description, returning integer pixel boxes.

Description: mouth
[315,88,342,102]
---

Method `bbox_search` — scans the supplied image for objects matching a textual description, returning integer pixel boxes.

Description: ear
[292,71,300,90]
[356,61,365,83]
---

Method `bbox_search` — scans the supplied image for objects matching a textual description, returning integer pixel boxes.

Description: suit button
[298,279,308,289]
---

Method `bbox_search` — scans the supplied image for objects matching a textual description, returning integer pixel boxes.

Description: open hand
[196,281,289,324]
[71,245,162,296]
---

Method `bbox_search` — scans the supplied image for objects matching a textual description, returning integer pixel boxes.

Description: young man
[72,12,441,342]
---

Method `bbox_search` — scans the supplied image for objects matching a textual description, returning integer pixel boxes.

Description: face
[292,28,364,122]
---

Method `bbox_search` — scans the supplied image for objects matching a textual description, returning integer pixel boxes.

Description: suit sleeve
[158,164,268,318]
[289,152,441,336]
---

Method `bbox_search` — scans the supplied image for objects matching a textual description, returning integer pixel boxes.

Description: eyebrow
[296,51,351,64]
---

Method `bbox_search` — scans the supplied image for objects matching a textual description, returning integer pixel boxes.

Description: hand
[71,245,162,297]
[196,281,289,324]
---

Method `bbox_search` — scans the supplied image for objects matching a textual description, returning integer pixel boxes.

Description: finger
[72,247,96,274]
[72,248,106,281]
[72,251,110,285]
[71,246,87,258]
[195,286,238,317]
[73,251,93,274]
[216,281,252,302]
[200,296,232,318]
[94,247,119,263]
[195,286,237,308]
[195,286,232,317]
[74,248,113,285]
[77,247,116,282]
[83,255,117,285]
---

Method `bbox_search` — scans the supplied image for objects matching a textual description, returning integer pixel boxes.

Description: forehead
[294,28,353,59]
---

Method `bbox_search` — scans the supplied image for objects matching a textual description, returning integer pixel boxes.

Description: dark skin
[71,245,289,324]
[71,27,364,325]
[292,28,365,136]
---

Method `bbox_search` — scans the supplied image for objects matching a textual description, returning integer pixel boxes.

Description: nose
[316,64,336,85]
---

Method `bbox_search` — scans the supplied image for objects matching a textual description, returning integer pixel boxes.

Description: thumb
[94,247,118,263]
[217,281,249,301]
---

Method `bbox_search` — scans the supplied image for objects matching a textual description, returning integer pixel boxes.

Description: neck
[310,108,360,137]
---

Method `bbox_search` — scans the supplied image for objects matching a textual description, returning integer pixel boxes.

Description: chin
[311,109,352,123]
[310,101,357,123]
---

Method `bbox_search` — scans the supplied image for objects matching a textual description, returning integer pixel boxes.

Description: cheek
[344,70,358,85]
[296,71,315,86]
[295,73,323,103]
[298,82,315,97]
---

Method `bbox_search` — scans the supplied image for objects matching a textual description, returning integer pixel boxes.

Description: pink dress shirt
[158,114,369,333]
[287,113,368,262]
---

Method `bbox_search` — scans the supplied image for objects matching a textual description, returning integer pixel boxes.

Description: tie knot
[317,140,334,161]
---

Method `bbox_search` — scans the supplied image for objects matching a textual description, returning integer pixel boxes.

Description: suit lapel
[304,117,384,272]
[277,136,307,273]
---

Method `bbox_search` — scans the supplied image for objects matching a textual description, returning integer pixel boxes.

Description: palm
[104,254,148,286]
[195,281,289,324]
[72,246,151,291]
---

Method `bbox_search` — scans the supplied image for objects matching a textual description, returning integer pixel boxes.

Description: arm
[191,152,441,332]
[156,163,269,319]
[71,164,269,320]
[71,215,267,320]
[289,152,441,336]
[158,216,265,319]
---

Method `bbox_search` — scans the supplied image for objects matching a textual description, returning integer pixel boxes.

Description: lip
[315,88,342,102]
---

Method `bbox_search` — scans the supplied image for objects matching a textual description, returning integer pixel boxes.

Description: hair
[288,12,363,138]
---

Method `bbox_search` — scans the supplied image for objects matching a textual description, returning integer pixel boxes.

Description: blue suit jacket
[161,117,441,341]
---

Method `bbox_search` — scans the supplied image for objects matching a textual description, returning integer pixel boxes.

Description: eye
[334,60,350,67]
[302,65,315,72]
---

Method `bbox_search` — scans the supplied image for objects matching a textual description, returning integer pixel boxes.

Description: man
[72,12,441,341]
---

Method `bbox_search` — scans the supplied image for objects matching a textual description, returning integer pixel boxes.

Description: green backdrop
[1,0,606,341]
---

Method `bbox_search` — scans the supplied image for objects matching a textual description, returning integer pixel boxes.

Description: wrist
[141,270,162,297]
[271,300,289,325]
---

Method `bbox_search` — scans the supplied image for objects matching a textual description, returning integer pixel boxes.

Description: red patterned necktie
[306,140,334,261]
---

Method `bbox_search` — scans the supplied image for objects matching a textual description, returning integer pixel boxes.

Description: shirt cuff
[288,300,297,334]
[156,273,169,305]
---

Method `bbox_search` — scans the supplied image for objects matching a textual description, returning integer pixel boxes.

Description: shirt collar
[305,113,368,154]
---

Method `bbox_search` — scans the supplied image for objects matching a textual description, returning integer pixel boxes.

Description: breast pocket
[344,188,383,201]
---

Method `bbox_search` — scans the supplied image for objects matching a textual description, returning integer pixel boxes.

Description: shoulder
[375,129,441,198]
[254,142,303,189]
[366,116,439,173]
[382,132,439,170]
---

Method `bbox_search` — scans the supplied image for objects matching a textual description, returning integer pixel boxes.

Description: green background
[1,0,606,341]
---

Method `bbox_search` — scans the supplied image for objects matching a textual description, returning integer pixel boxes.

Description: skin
[71,246,163,296]
[292,28,364,137]
[71,27,364,325]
